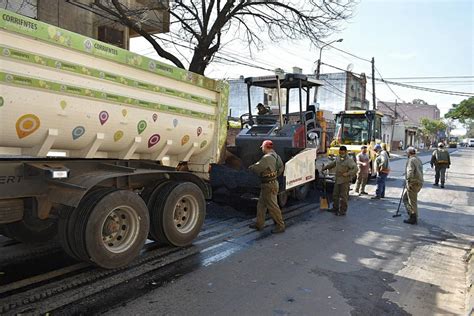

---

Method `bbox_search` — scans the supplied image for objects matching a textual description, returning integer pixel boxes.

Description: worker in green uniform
[403,147,424,225]
[248,140,285,233]
[430,142,450,188]
[322,146,357,216]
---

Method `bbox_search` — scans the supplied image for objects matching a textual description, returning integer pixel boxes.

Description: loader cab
[233,73,324,166]
[329,110,383,157]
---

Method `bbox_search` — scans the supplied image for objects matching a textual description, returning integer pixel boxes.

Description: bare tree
[63,1,357,74]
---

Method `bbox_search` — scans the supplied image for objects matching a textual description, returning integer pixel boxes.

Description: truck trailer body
[0,9,228,269]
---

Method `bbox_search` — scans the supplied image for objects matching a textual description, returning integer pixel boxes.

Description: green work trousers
[435,165,447,185]
[403,181,423,217]
[256,181,285,229]
[355,172,368,193]
[333,182,350,214]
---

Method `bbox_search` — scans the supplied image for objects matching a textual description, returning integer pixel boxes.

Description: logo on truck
[148,134,161,148]
[16,114,40,139]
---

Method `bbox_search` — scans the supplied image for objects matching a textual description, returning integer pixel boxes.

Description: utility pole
[391,100,397,150]
[313,58,321,104]
[313,38,343,104]
[371,57,376,110]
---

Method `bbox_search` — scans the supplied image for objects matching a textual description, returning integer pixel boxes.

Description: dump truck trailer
[0,9,228,269]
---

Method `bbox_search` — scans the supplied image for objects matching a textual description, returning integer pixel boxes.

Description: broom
[320,174,330,210]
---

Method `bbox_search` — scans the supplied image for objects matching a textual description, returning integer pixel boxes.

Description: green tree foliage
[444,97,474,123]
[445,97,474,137]
[420,118,447,139]
[467,121,474,138]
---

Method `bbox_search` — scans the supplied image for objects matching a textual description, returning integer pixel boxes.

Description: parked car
[469,139,474,147]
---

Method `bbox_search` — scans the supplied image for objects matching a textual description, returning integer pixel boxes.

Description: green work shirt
[431,149,450,166]
[249,150,283,180]
[324,155,357,184]
[406,156,424,185]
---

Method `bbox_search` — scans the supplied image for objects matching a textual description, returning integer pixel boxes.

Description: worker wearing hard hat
[371,143,390,199]
[321,146,357,216]
[248,140,285,233]
[403,147,424,224]
[430,142,451,188]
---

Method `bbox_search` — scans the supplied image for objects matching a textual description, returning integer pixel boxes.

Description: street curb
[464,244,474,315]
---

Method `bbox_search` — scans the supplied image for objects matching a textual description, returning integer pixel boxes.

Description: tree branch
[105,0,185,69]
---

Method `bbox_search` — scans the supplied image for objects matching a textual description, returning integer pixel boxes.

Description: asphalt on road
[106,148,473,316]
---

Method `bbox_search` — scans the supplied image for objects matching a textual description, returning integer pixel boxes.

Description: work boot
[440,184,445,188]
[433,183,439,187]
[249,223,263,231]
[371,196,381,200]
[403,215,417,225]
[271,226,285,234]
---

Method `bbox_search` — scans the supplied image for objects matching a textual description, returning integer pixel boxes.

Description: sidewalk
[390,148,433,160]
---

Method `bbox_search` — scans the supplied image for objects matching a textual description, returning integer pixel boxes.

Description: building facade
[228,76,265,117]
[312,72,369,113]
[377,100,441,149]
[1,0,169,49]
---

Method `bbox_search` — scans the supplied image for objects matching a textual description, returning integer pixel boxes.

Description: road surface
[106,148,473,315]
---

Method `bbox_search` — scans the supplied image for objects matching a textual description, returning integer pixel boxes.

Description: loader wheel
[294,183,311,201]
[278,191,289,208]
[150,182,205,247]
[2,198,57,243]
[62,188,149,269]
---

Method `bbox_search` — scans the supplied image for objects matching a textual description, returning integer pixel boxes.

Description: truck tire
[58,206,79,260]
[149,182,205,247]
[294,183,311,201]
[63,188,150,269]
[145,181,175,243]
[278,191,289,208]
[60,188,116,261]
[2,199,57,243]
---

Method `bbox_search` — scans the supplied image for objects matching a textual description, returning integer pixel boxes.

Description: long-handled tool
[319,169,330,210]
[393,182,406,218]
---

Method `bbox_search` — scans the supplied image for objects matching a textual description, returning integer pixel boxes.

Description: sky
[131,0,474,135]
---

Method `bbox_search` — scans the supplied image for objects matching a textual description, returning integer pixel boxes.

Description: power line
[375,66,405,102]
[372,78,474,97]
[315,39,371,63]
[321,62,474,97]
[143,35,276,72]
[383,76,474,80]
[321,79,346,96]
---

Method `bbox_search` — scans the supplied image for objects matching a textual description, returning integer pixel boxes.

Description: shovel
[393,182,406,218]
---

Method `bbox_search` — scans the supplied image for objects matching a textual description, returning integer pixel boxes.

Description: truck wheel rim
[173,195,199,234]
[101,206,140,254]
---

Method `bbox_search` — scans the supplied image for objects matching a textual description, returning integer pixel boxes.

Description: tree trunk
[188,48,211,75]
